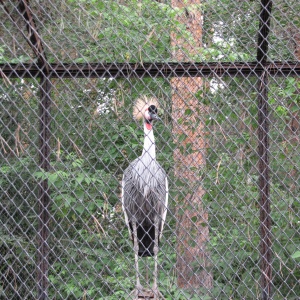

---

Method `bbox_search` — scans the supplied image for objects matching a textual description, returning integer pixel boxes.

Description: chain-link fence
[0,1,299,299]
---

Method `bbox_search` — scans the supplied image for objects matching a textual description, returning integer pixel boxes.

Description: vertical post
[15,1,51,298]
[256,1,272,299]
[37,73,51,300]
[257,0,273,62]
[257,71,272,300]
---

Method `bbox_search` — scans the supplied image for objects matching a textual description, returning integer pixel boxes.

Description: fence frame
[0,0,299,299]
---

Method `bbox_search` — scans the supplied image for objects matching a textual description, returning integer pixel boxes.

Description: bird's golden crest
[133,96,159,120]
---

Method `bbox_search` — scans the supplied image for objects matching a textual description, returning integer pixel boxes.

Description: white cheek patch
[144,110,151,120]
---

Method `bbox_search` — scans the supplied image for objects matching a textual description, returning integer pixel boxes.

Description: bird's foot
[129,284,147,299]
[129,285,164,299]
[152,285,164,300]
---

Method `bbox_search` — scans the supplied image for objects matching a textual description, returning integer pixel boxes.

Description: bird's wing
[159,176,168,239]
[121,173,131,239]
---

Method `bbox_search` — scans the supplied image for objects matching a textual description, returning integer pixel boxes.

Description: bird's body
[121,97,168,298]
[122,126,168,257]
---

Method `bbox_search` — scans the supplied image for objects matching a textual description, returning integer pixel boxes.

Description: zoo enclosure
[0,0,300,299]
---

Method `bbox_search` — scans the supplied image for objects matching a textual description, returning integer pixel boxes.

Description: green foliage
[0,156,38,298]
[202,0,300,61]
[199,77,300,298]
[34,153,114,220]
[41,0,191,62]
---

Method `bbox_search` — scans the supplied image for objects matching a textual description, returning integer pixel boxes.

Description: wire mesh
[0,1,299,299]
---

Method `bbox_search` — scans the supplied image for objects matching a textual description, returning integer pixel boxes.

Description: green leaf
[48,173,58,184]
[75,173,85,185]
[178,133,187,143]
[33,171,47,180]
[191,216,198,223]
[291,251,300,259]
[75,205,85,215]
[185,108,192,116]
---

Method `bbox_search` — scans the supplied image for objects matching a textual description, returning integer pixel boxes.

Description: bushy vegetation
[200,77,300,299]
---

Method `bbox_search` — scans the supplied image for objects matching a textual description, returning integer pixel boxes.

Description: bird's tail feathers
[130,223,159,257]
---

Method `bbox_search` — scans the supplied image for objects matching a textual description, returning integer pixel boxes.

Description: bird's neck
[142,122,156,160]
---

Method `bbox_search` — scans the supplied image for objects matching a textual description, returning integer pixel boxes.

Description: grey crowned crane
[121,96,168,299]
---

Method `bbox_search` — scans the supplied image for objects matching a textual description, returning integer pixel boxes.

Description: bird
[121,96,168,299]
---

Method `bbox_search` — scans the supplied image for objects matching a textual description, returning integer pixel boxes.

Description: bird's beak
[150,113,160,121]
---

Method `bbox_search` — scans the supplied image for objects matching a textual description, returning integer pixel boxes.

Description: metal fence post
[37,73,51,300]
[257,1,273,299]
[257,70,272,300]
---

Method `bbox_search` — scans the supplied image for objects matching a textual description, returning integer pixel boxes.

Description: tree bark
[171,0,212,292]
[289,30,300,139]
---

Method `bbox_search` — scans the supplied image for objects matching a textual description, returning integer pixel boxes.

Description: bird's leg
[152,215,163,299]
[145,256,149,287]
[132,221,143,297]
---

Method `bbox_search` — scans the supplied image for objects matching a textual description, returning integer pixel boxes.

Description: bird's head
[144,105,159,130]
[133,96,160,130]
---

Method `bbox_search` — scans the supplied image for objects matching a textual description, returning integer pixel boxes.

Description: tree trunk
[171,0,212,292]
[289,30,300,140]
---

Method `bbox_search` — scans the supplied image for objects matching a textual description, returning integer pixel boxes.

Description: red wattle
[145,123,152,130]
